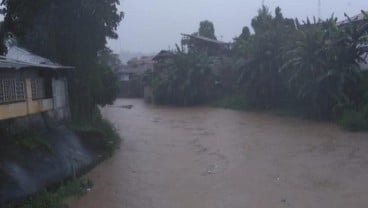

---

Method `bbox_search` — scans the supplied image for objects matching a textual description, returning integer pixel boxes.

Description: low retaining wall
[0,125,107,205]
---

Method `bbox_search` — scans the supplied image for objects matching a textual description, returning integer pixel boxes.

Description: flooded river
[69,98,368,208]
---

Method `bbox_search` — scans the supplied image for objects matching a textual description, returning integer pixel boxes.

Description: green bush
[70,111,121,157]
[363,104,368,120]
[151,48,214,106]
[339,110,368,131]
[15,131,51,152]
[16,178,93,208]
[211,94,251,110]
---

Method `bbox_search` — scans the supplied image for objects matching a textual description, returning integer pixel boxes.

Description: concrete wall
[50,78,70,121]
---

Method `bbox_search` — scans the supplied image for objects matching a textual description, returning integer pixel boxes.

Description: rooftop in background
[337,11,367,25]
[118,65,148,75]
[181,34,232,47]
[134,56,155,65]
[153,50,173,61]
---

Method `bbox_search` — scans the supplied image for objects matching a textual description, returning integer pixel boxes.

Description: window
[31,78,46,100]
[122,74,130,81]
[0,79,26,104]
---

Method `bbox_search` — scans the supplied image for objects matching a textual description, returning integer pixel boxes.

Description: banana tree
[151,46,214,105]
[282,15,368,119]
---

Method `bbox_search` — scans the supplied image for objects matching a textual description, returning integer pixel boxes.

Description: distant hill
[119,50,155,64]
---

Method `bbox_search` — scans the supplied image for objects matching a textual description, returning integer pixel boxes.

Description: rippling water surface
[69,98,368,208]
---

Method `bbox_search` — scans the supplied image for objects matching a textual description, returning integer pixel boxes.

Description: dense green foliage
[14,131,52,152]
[70,111,121,156]
[198,20,217,40]
[236,7,296,108]
[210,93,251,110]
[147,47,214,105]
[234,8,368,127]
[339,110,368,131]
[1,0,123,120]
[282,17,367,119]
[149,7,368,131]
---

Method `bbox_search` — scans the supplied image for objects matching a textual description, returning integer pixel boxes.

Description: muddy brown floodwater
[69,98,368,208]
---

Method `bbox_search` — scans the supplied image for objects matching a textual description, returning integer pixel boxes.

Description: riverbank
[211,94,368,132]
[0,116,120,207]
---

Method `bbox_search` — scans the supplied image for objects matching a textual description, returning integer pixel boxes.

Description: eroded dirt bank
[69,98,368,208]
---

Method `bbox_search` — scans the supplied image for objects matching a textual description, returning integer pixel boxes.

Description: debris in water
[206,164,219,175]
[244,144,252,151]
[120,105,134,109]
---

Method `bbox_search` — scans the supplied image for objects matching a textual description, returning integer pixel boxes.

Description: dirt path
[69,98,368,208]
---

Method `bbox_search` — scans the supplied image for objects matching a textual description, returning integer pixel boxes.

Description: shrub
[151,47,214,106]
[16,178,93,208]
[211,94,251,110]
[339,110,368,131]
[15,131,51,152]
[70,111,121,157]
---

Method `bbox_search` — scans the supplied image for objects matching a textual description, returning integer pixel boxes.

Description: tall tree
[198,20,217,40]
[1,0,123,120]
[233,26,253,57]
[237,6,296,108]
[149,46,213,105]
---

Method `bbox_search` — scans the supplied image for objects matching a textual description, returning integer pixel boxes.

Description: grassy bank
[69,111,121,157]
[2,111,121,208]
[210,94,252,111]
[211,94,368,132]
[4,178,93,208]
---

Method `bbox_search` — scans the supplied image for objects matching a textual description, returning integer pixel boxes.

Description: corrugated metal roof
[338,12,367,25]
[0,56,36,70]
[181,34,231,46]
[0,46,74,70]
[6,46,54,65]
[153,50,173,61]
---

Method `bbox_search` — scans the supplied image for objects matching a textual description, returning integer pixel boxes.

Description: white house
[0,46,73,126]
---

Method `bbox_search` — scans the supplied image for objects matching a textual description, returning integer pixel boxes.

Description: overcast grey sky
[108,0,368,54]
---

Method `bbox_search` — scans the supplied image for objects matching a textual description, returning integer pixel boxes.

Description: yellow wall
[27,99,53,115]
[0,102,29,120]
[0,78,54,121]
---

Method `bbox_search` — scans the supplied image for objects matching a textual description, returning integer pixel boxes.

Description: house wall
[0,75,55,120]
[0,102,28,120]
[49,77,70,120]
[0,71,70,132]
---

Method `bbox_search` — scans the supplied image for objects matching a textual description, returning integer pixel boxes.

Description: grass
[210,94,252,110]
[339,110,368,132]
[69,112,121,157]
[212,95,368,132]
[211,94,306,118]
[4,178,93,208]
[14,131,52,152]
[268,106,307,118]
[2,111,119,208]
